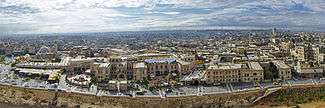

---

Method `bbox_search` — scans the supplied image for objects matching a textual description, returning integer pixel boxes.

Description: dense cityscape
[3,0,325,107]
[0,29,324,101]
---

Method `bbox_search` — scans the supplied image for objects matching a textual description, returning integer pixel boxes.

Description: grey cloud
[0,5,40,15]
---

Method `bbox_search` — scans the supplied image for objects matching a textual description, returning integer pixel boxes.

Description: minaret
[271,28,276,43]
[272,28,276,37]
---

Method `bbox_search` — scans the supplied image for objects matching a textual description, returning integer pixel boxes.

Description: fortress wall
[0,84,263,108]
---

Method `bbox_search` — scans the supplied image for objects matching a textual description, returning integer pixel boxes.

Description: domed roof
[38,46,52,54]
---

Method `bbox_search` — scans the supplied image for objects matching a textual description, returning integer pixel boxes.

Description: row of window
[208,71,262,76]
[148,65,178,71]
[213,79,238,82]
[280,71,291,75]
[209,77,262,82]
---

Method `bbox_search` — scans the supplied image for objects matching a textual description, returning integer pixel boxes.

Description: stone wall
[0,85,55,107]
[0,84,264,108]
[56,91,262,108]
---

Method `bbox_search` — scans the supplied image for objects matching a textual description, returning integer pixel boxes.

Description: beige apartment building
[108,56,128,80]
[133,62,147,81]
[291,45,305,61]
[240,62,264,82]
[137,53,173,61]
[272,61,292,80]
[66,57,95,74]
[69,55,192,82]
[145,58,179,79]
[91,62,110,81]
[178,60,195,75]
[204,62,264,84]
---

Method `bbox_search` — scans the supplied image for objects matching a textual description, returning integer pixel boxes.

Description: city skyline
[1,0,325,34]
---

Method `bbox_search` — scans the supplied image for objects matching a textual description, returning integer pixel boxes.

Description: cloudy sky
[1,0,325,34]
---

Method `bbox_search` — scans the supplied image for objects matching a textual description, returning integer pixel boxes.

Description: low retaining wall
[0,84,264,108]
[4,84,323,108]
[0,85,55,107]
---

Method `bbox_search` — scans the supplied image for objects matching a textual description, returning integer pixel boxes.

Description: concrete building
[294,61,324,79]
[137,53,173,61]
[291,45,305,61]
[178,60,195,76]
[126,56,137,80]
[67,57,95,74]
[133,62,147,81]
[204,62,264,84]
[16,62,66,69]
[15,68,61,82]
[305,44,320,65]
[91,62,110,81]
[178,54,196,75]
[296,68,324,79]
[145,58,179,79]
[272,61,292,80]
[240,62,264,82]
[109,56,128,80]
[179,54,196,63]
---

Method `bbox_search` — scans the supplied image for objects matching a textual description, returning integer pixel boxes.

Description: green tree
[264,62,279,80]
[0,55,5,64]
[142,77,149,87]
[11,61,18,67]
[90,76,98,84]
[51,58,61,62]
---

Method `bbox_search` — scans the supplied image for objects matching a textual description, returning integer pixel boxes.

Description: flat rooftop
[178,60,191,65]
[248,62,263,70]
[134,62,146,68]
[69,58,94,62]
[139,53,171,56]
[144,58,176,64]
[208,63,242,70]
[16,62,66,68]
[298,68,323,74]
[16,68,60,75]
[94,62,110,68]
[273,61,290,69]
